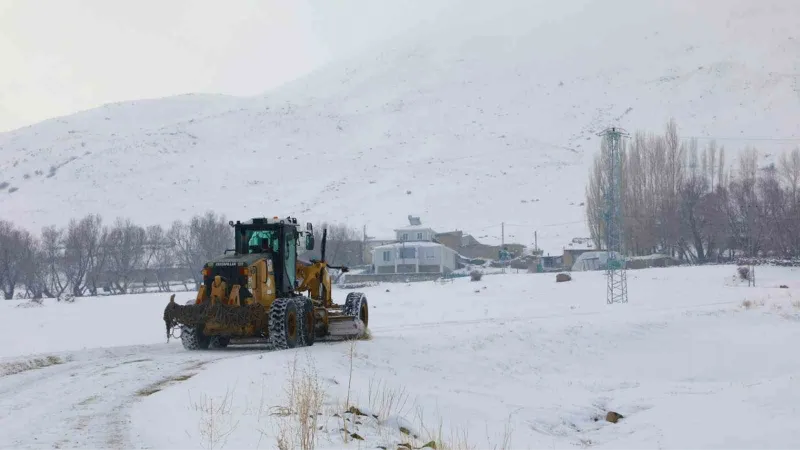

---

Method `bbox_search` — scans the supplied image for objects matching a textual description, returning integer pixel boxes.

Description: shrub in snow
[15,299,44,309]
[470,270,482,281]
[737,266,751,281]
[556,273,572,282]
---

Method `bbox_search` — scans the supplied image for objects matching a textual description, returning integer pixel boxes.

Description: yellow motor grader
[162,216,369,350]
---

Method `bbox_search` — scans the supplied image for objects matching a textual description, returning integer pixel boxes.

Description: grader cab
[162,216,369,350]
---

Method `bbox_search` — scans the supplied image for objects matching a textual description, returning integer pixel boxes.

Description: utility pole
[597,126,629,305]
[361,224,367,266]
[501,222,506,274]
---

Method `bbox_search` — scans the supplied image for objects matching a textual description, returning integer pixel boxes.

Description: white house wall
[371,241,457,273]
[394,226,435,242]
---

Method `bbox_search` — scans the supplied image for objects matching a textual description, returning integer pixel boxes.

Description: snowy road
[2,266,800,448]
[0,342,266,449]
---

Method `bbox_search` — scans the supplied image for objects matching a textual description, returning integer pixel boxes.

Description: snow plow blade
[324,315,367,340]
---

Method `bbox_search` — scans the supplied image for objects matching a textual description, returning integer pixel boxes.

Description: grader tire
[269,297,301,350]
[181,325,211,350]
[344,292,369,331]
[295,297,315,347]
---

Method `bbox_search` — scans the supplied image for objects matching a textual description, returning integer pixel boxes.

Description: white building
[371,225,458,274]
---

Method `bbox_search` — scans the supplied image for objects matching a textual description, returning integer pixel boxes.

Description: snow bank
[0,291,182,358]
[125,265,800,448]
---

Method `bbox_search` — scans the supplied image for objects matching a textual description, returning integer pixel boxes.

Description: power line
[682,136,800,142]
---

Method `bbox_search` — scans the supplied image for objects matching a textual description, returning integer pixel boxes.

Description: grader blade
[325,316,366,340]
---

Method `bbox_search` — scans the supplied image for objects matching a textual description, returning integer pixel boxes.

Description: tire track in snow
[0,343,262,449]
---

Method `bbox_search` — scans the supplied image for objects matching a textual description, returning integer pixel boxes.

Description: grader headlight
[243,266,253,290]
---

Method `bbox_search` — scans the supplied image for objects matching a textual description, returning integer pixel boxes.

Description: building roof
[564,237,595,250]
[372,241,449,251]
[394,225,435,232]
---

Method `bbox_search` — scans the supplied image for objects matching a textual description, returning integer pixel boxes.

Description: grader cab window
[244,230,280,254]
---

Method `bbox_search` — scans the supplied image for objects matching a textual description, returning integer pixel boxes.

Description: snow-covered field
[2,264,799,449]
[2,0,799,252]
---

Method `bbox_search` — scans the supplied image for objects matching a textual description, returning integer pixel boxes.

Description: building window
[417,232,423,240]
[398,247,416,259]
[382,251,391,262]
[418,247,436,259]
[402,233,408,241]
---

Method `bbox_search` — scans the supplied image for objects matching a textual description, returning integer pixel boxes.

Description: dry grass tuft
[267,352,325,450]
[396,405,514,450]
[367,378,413,422]
[190,387,240,450]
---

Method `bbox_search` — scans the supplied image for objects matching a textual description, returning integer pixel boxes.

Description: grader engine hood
[204,254,266,286]
[204,260,248,296]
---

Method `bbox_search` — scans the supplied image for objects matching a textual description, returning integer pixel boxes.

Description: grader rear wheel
[180,325,211,350]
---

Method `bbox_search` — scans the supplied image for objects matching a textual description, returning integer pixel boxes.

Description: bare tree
[105,218,147,294]
[585,135,612,249]
[779,147,800,203]
[727,147,761,256]
[169,212,231,288]
[147,225,175,292]
[0,221,32,299]
[63,214,105,297]
[40,226,69,298]
[300,222,363,266]
[19,236,48,299]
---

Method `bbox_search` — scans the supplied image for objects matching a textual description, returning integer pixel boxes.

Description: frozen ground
[2,0,800,253]
[1,264,799,448]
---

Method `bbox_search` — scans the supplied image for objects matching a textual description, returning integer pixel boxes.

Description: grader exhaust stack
[162,216,369,350]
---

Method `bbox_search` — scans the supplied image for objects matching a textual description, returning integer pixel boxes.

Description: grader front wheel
[344,292,369,334]
[295,297,315,347]
[269,297,301,350]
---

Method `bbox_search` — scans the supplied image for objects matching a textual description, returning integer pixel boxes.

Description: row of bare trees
[586,119,800,263]
[0,212,363,300]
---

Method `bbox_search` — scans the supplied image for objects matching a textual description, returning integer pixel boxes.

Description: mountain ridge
[1,0,799,254]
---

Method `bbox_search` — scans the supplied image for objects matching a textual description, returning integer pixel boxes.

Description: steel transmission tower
[597,127,629,304]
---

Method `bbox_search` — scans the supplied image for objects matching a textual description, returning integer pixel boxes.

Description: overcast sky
[0,0,456,132]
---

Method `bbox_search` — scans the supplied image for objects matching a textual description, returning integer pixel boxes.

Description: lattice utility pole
[597,127,629,304]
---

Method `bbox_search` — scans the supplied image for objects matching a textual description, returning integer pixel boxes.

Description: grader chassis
[163,216,369,350]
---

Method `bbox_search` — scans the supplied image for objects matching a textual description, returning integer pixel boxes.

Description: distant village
[333,215,679,284]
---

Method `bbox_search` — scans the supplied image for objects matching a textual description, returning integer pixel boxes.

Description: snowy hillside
[1,265,800,448]
[1,0,799,252]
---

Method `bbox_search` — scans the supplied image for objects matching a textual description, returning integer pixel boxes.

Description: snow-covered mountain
[1,0,798,253]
